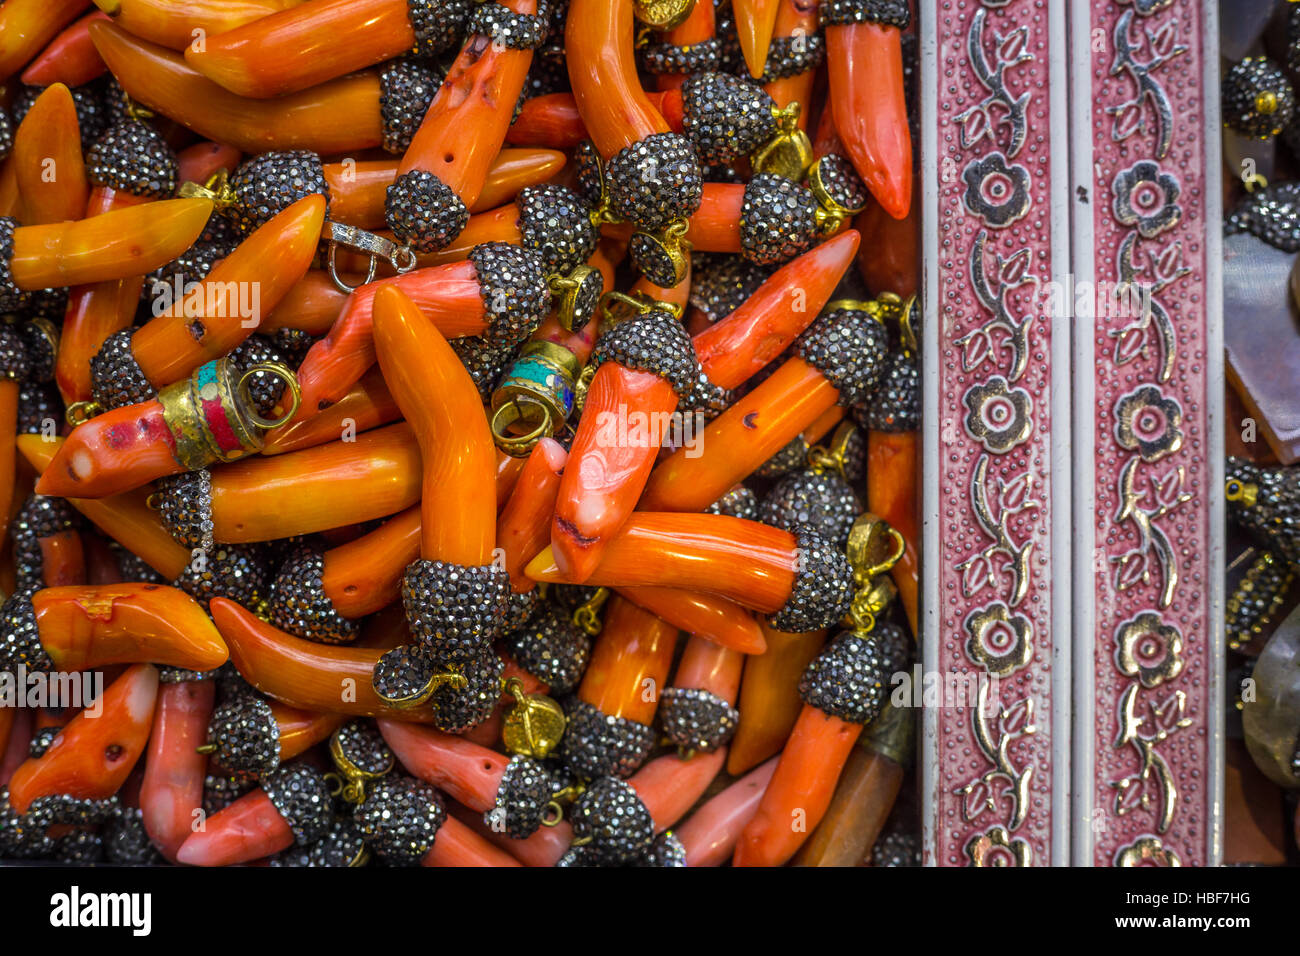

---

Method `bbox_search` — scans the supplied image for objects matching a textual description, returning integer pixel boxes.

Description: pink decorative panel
[1071,0,1223,866]
[921,0,1072,865]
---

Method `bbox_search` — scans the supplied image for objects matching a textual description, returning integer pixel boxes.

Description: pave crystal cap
[0,590,52,673]
[810,152,870,214]
[516,184,599,275]
[225,150,329,235]
[205,693,282,776]
[636,831,688,867]
[18,319,55,384]
[858,348,919,433]
[204,771,258,815]
[0,321,25,382]
[795,304,891,407]
[1226,550,1294,652]
[154,470,214,551]
[12,495,79,591]
[261,763,332,846]
[407,0,472,56]
[431,649,505,732]
[799,622,912,725]
[0,220,28,313]
[401,558,513,665]
[453,334,518,401]
[659,686,739,753]
[559,696,657,779]
[606,131,704,230]
[703,484,760,522]
[819,0,910,28]
[680,71,777,165]
[18,381,60,435]
[379,57,443,154]
[27,726,61,758]
[354,773,445,865]
[386,168,470,252]
[0,106,11,163]
[588,307,703,399]
[688,252,772,324]
[490,754,555,838]
[86,118,179,199]
[504,601,592,696]
[739,173,818,266]
[371,642,439,706]
[89,327,153,411]
[1222,56,1295,140]
[0,787,54,859]
[761,32,825,82]
[333,718,395,778]
[53,831,104,864]
[766,525,855,633]
[268,548,360,644]
[873,826,921,867]
[1227,457,1300,566]
[760,468,864,549]
[568,776,655,864]
[1225,180,1300,252]
[271,816,367,867]
[174,543,269,612]
[639,37,721,75]
[14,80,112,143]
[469,241,554,348]
[503,587,540,631]
[105,807,162,865]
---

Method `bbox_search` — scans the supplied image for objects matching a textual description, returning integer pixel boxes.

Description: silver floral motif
[957,231,1035,382]
[1113,160,1182,238]
[1114,835,1181,867]
[1114,611,1184,688]
[963,376,1033,453]
[1112,458,1192,610]
[1110,684,1192,833]
[1114,384,1182,462]
[955,681,1036,832]
[958,455,1036,608]
[956,8,1031,157]
[1107,233,1187,383]
[1107,10,1186,158]
[965,602,1034,677]
[1115,0,1175,18]
[962,152,1031,228]
[965,825,1032,867]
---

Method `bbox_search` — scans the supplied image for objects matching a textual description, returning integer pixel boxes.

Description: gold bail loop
[572,587,611,635]
[236,361,302,430]
[844,514,906,633]
[501,676,567,759]
[324,221,418,294]
[807,421,859,480]
[178,169,238,211]
[633,0,696,30]
[327,727,395,805]
[751,102,813,180]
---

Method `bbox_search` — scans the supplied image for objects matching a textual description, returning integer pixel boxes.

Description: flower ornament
[1113,160,1182,238]
[1114,384,1183,462]
[1115,836,1181,867]
[1115,0,1175,15]
[964,602,1034,677]
[961,152,1031,228]
[963,376,1033,453]
[1115,611,1184,688]
[964,826,1032,867]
